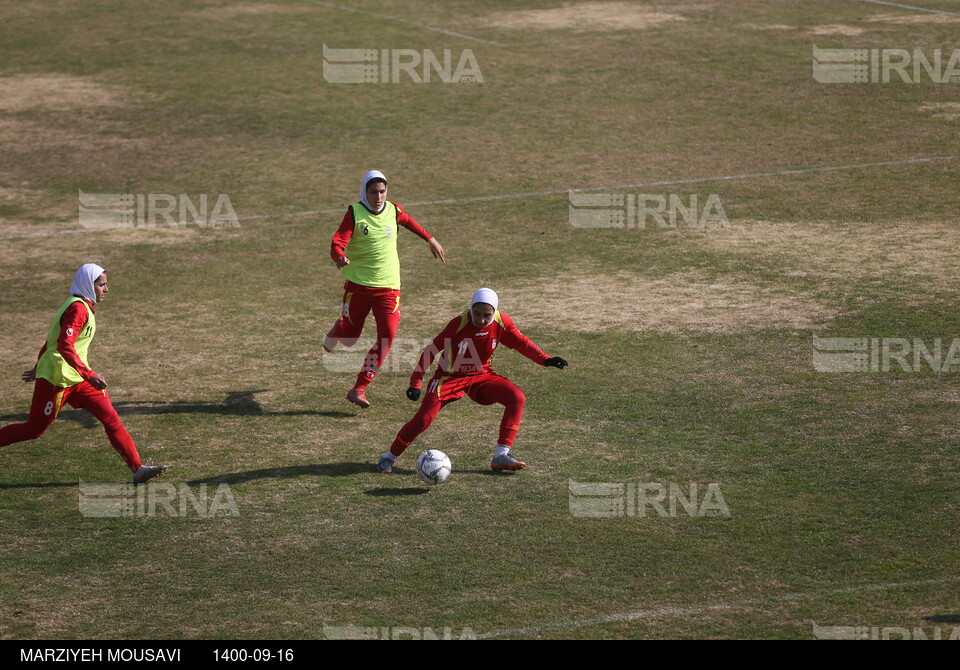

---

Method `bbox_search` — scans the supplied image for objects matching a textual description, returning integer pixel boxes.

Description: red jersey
[410,311,549,388]
[330,202,432,263]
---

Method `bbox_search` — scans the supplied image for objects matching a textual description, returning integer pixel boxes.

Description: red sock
[498,422,521,448]
[71,384,143,472]
[355,370,375,390]
[390,436,411,458]
[107,425,142,472]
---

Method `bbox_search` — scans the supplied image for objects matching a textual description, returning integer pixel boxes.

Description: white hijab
[470,288,499,325]
[360,170,388,213]
[70,263,105,304]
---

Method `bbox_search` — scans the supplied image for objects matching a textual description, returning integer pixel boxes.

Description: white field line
[306,0,506,46]
[2,154,959,241]
[855,0,960,18]
[476,574,960,639]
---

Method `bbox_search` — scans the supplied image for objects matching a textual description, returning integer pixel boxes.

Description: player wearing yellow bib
[324,170,445,408]
[0,264,168,484]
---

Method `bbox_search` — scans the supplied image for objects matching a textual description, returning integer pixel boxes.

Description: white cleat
[133,464,169,485]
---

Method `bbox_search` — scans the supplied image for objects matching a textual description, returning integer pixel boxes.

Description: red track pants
[390,372,526,457]
[0,378,142,471]
[328,282,401,389]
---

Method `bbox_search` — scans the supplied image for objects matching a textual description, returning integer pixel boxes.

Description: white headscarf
[359,170,388,213]
[471,287,499,312]
[70,263,106,304]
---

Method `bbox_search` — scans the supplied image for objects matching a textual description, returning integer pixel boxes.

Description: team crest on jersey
[492,338,498,349]
[385,227,393,238]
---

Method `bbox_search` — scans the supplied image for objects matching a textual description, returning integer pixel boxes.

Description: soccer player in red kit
[324,170,445,409]
[378,288,568,473]
[0,264,168,484]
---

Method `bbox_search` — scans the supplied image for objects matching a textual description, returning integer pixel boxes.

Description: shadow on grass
[0,481,77,489]
[186,462,374,485]
[364,487,432,496]
[458,468,521,476]
[0,467,514,490]
[924,614,960,624]
[0,390,356,427]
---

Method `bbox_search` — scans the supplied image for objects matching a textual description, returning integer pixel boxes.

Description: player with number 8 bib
[0,264,168,484]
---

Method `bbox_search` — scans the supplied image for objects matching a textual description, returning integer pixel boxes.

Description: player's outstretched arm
[499,314,561,367]
[397,206,445,263]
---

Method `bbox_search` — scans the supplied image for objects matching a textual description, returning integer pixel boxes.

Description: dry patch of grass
[509,268,834,335]
[477,2,686,32]
[186,1,318,20]
[0,74,150,233]
[490,218,960,335]
[867,12,960,25]
[740,24,796,31]
[920,102,960,121]
[0,74,126,113]
[691,220,960,284]
[0,117,142,150]
[809,24,866,36]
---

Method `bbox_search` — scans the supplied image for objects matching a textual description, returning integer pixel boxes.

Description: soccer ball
[416,449,452,485]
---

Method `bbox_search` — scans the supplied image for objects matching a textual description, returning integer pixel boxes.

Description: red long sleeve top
[410,311,550,389]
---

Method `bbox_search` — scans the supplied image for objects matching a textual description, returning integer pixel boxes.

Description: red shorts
[28,377,111,423]
[331,281,402,386]
[0,377,142,470]
[392,371,527,454]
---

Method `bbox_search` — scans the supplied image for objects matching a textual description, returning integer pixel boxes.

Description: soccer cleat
[132,464,168,485]
[491,453,526,471]
[323,320,342,353]
[376,456,395,473]
[346,387,371,409]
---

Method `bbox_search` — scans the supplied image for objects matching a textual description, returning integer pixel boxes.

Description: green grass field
[1,0,959,640]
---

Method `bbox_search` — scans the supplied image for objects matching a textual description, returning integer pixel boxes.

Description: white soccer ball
[416,449,452,485]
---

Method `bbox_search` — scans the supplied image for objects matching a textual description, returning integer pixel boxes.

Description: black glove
[545,357,568,369]
[406,387,422,402]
